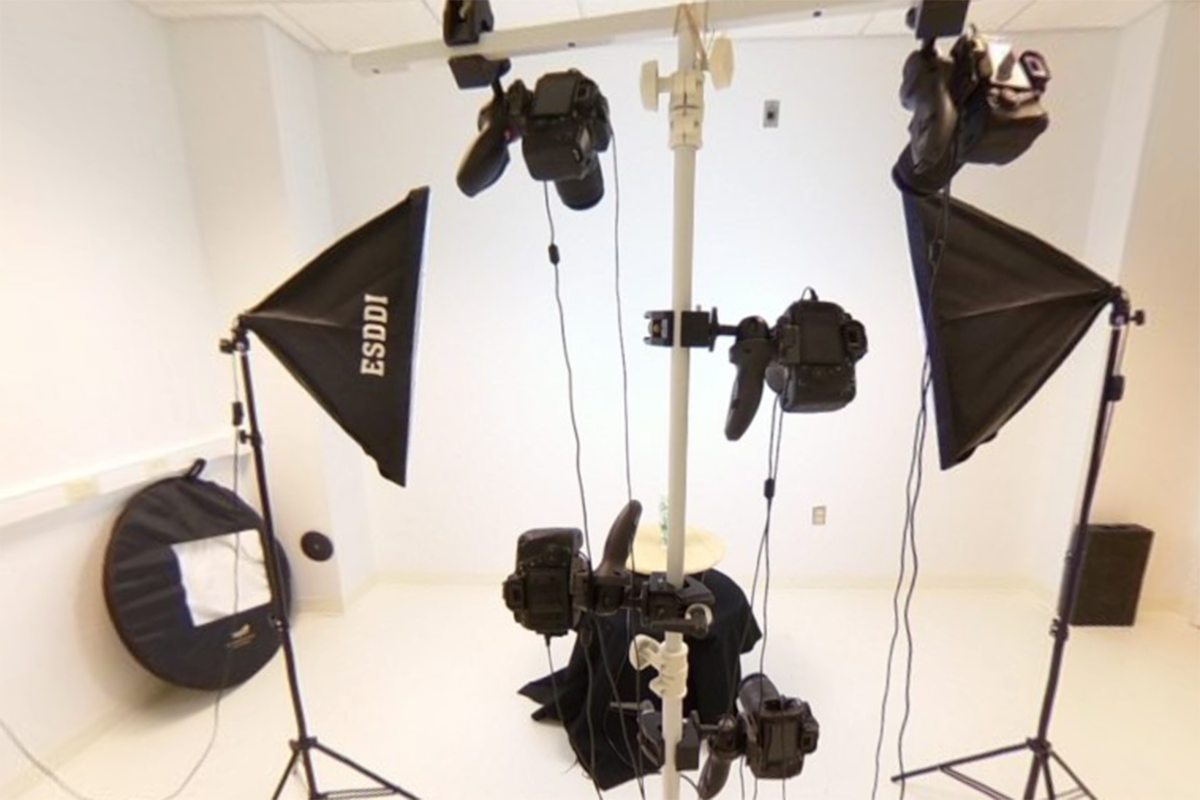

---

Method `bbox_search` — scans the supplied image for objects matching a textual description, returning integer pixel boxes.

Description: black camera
[503,528,588,636]
[726,295,868,441]
[503,501,715,639]
[695,673,820,798]
[894,26,1051,196]
[522,71,612,209]
[457,68,613,210]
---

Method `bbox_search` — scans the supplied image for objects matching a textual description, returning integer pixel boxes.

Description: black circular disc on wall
[103,471,291,690]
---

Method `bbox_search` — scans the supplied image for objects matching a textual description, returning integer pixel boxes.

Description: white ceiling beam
[350,0,910,73]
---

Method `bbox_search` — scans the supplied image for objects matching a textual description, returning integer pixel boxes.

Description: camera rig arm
[632,672,820,798]
[644,297,868,442]
[503,500,716,639]
[642,307,770,441]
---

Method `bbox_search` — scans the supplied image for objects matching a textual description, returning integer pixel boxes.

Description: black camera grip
[696,715,741,799]
[456,100,512,198]
[900,49,957,172]
[726,338,773,441]
[597,500,642,577]
[738,673,781,715]
[697,754,732,800]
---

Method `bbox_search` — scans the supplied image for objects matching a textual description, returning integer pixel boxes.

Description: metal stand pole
[892,299,1140,800]
[660,25,700,800]
[633,9,736,798]
[229,329,420,800]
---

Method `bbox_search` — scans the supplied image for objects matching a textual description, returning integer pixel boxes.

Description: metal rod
[1048,750,1098,800]
[236,336,320,797]
[660,24,699,800]
[313,742,420,800]
[892,741,1028,782]
[895,309,1130,800]
[351,0,904,73]
[236,332,419,800]
[942,766,1014,800]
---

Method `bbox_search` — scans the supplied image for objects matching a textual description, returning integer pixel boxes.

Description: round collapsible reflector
[103,466,290,690]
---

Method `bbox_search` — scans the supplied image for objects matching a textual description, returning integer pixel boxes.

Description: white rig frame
[352,3,907,797]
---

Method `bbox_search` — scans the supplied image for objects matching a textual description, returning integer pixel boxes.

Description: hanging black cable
[542,184,645,799]
[544,183,594,563]
[0,351,266,800]
[612,129,633,507]
[607,133,649,796]
[896,359,932,797]
[0,462,246,800]
[870,179,953,800]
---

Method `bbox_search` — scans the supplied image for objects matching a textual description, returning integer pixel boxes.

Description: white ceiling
[133,0,1167,54]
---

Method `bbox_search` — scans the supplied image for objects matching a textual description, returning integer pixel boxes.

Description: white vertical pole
[661,23,700,800]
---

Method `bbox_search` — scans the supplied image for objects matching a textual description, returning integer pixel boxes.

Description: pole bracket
[631,634,689,702]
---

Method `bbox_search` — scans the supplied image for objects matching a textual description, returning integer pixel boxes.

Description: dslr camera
[457,68,613,210]
[694,673,820,798]
[503,501,716,639]
[725,295,868,441]
[894,24,1051,196]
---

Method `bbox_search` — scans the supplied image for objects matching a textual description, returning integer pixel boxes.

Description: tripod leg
[273,745,302,800]
[893,741,1028,782]
[1042,754,1058,799]
[1049,750,1098,800]
[943,766,1014,800]
[311,741,421,800]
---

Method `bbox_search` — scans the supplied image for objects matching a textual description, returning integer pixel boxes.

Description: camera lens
[554,164,605,210]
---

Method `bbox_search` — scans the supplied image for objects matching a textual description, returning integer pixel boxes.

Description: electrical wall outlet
[812,505,827,526]
[763,100,780,128]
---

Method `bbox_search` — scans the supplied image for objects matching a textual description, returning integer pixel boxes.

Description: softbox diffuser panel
[903,193,1116,470]
[241,187,430,486]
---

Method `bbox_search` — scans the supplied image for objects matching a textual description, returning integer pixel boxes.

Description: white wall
[1,5,1193,789]
[315,29,1126,589]
[0,0,229,790]
[168,17,377,608]
[1014,7,1167,605]
[1092,0,1200,615]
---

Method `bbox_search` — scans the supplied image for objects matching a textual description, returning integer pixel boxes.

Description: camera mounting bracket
[637,706,705,773]
[632,573,715,636]
[644,307,738,349]
[448,54,511,90]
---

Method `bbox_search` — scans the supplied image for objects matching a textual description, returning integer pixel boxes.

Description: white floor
[7,583,1199,800]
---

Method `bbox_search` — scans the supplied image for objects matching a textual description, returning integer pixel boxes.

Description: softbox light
[903,192,1118,469]
[241,186,430,486]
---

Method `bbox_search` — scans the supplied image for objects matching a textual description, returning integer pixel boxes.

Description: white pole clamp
[630,634,690,701]
[640,30,734,150]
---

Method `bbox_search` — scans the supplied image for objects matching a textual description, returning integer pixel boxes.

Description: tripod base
[272,736,420,800]
[892,738,1096,800]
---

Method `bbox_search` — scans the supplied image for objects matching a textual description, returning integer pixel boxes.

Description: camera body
[725,296,868,441]
[695,673,820,798]
[457,69,613,210]
[503,501,716,639]
[503,528,587,637]
[894,27,1051,196]
[766,298,869,414]
[738,674,820,780]
[521,71,612,209]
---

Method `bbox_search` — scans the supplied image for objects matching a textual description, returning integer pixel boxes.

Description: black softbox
[241,186,429,486]
[903,192,1118,469]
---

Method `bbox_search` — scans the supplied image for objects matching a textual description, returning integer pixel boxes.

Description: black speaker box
[1070,524,1153,626]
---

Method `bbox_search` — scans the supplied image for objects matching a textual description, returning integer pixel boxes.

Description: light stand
[628,14,734,798]
[893,296,1144,800]
[223,328,420,800]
